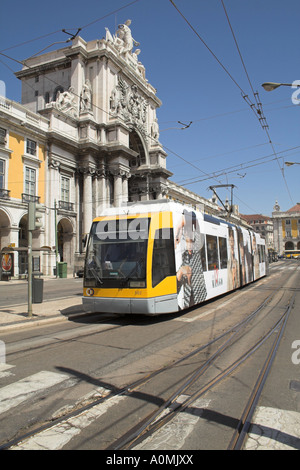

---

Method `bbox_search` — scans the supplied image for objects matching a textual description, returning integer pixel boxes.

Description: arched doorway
[57,218,74,272]
[0,209,13,278]
[18,214,28,274]
[128,130,149,202]
[0,209,11,251]
[285,241,294,250]
[129,130,147,167]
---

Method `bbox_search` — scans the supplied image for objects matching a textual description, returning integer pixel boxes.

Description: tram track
[228,292,296,450]
[110,292,296,450]
[1,266,297,451]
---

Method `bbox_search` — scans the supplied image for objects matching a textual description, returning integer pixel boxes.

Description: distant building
[272,201,300,256]
[0,102,49,277]
[240,213,274,250]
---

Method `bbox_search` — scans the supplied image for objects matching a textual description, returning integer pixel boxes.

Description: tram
[285,250,300,259]
[82,200,268,315]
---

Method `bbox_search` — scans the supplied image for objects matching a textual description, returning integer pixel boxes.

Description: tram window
[152,228,176,287]
[258,244,265,263]
[219,237,228,269]
[261,245,265,262]
[200,242,207,272]
[206,235,219,271]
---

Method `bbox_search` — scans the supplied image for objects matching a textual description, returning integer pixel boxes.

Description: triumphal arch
[14,20,172,272]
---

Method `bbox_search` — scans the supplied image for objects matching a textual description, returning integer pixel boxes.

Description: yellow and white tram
[82,200,268,315]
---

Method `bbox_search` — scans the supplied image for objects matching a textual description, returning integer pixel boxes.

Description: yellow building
[0,99,48,277]
[272,201,300,257]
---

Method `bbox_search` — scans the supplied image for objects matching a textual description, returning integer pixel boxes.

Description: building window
[26,139,37,156]
[25,167,36,196]
[0,159,4,188]
[61,176,70,202]
[0,127,6,144]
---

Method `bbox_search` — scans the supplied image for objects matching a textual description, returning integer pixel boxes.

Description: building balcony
[22,193,40,204]
[0,189,10,199]
[58,200,74,211]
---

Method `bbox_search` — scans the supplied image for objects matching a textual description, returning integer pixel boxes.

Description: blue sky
[1,0,299,216]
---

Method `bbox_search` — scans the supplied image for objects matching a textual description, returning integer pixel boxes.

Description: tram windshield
[84,217,150,287]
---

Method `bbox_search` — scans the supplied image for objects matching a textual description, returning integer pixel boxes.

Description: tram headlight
[129,281,146,288]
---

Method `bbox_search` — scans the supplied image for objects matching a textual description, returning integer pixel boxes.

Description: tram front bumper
[82,294,178,316]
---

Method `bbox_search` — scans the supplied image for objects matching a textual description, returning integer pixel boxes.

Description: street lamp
[285,161,300,167]
[262,82,300,92]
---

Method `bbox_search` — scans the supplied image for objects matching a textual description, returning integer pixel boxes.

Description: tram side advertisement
[172,209,263,310]
[174,210,208,310]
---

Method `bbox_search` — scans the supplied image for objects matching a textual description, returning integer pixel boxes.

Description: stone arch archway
[128,129,150,202]
[17,214,28,275]
[57,217,74,272]
[129,130,148,168]
[285,241,294,250]
[0,209,11,251]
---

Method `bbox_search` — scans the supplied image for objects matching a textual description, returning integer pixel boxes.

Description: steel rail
[114,296,296,450]
[0,286,276,451]
[0,274,292,451]
[109,291,292,450]
[228,293,296,450]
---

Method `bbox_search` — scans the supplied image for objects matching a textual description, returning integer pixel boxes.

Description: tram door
[237,228,246,287]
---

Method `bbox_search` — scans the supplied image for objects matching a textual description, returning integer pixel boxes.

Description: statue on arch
[106,19,140,61]
[115,19,140,57]
[80,79,92,114]
[151,118,159,141]
[47,86,78,118]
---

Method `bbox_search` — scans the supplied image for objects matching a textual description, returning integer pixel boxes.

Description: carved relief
[77,165,96,177]
[110,76,148,138]
[48,157,61,170]
[46,86,78,118]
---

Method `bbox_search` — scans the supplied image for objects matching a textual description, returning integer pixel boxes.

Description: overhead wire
[220,0,294,205]
[0,46,224,190]
[0,1,294,213]
[6,143,300,197]
[0,0,142,54]
[169,0,294,206]
[0,43,294,213]
[168,0,259,125]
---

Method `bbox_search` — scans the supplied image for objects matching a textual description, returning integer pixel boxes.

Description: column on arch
[82,164,95,236]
